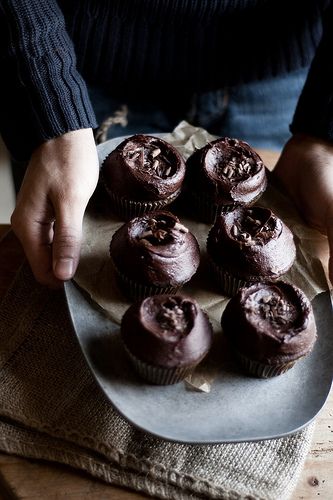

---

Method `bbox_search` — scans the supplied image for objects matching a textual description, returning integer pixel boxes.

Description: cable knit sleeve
[290,2,333,142]
[0,0,97,161]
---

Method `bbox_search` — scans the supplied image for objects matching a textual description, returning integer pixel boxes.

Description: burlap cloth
[0,122,329,499]
[0,263,316,500]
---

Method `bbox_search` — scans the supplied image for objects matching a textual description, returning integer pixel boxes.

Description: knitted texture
[63,0,325,92]
[0,264,314,500]
[0,0,97,160]
[0,0,330,160]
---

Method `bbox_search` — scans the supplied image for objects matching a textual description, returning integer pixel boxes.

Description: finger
[52,205,84,281]
[11,215,63,288]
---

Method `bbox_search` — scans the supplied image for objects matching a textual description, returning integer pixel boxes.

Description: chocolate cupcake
[206,206,296,296]
[121,294,213,384]
[221,281,317,378]
[110,210,200,300]
[185,137,267,223]
[101,134,186,219]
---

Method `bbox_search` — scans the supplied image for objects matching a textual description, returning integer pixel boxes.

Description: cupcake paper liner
[187,189,266,224]
[114,265,180,301]
[187,190,235,224]
[208,258,284,297]
[209,259,249,296]
[235,350,297,378]
[103,180,181,220]
[124,345,196,385]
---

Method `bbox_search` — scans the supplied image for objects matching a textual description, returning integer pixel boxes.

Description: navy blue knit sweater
[0,0,332,160]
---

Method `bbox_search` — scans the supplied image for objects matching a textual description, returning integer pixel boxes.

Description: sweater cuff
[0,1,97,161]
[290,4,333,143]
[0,43,98,161]
[0,54,97,162]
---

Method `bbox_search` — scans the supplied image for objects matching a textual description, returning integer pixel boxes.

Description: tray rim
[64,280,333,444]
[66,134,333,444]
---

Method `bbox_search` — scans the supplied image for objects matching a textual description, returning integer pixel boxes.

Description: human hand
[11,128,99,287]
[273,133,333,284]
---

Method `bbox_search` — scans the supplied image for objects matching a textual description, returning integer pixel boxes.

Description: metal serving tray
[65,280,333,444]
[64,132,333,444]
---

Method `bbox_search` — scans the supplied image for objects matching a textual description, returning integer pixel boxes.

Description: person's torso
[59,0,328,95]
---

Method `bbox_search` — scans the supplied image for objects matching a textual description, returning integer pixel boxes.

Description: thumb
[52,205,84,281]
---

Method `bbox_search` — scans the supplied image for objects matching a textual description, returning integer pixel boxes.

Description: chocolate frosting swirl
[110,211,200,287]
[207,206,296,280]
[121,295,213,367]
[186,137,267,205]
[102,134,185,201]
[221,281,317,364]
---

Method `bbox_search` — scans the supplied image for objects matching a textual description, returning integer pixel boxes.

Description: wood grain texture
[0,454,146,499]
[0,153,332,500]
[293,395,333,499]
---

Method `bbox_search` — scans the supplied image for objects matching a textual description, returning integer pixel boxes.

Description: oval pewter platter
[64,133,333,444]
[64,279,333,444]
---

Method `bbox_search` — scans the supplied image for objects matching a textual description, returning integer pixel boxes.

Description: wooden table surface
[0,177,332,500]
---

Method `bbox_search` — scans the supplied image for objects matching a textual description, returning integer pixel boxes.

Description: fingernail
[54,259,74,280]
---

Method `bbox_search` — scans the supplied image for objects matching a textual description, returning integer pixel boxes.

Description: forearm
[290,1,333,142]
[0,0,97,161]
